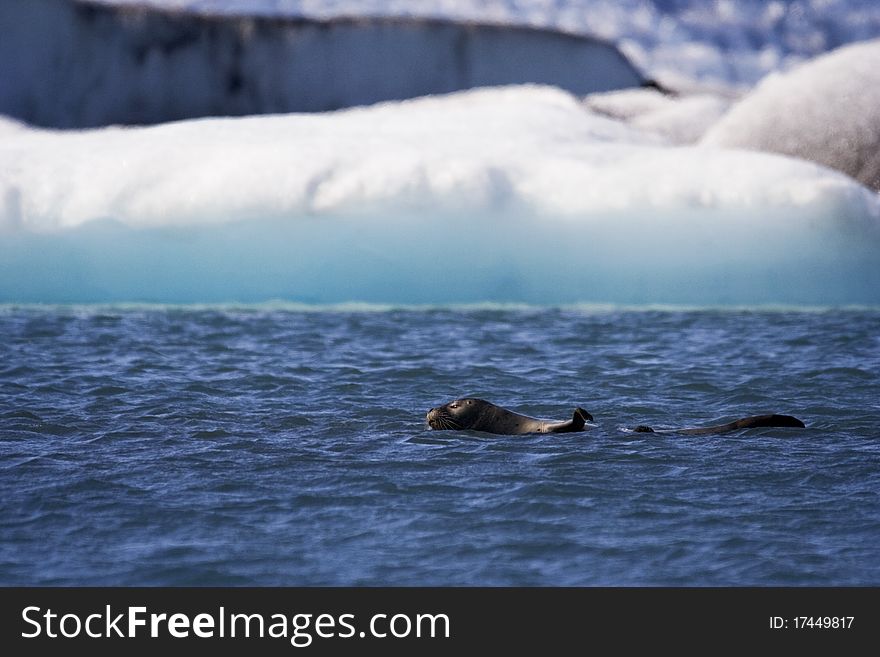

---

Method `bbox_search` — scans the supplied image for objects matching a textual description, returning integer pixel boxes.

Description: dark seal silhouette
[633,414,805,435]
[427,398,592,435]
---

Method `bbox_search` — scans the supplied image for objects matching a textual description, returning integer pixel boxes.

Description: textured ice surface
[703,39,880,191]
[88,0,880,88]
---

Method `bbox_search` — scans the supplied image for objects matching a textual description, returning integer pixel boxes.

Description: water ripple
[0,307,878,585]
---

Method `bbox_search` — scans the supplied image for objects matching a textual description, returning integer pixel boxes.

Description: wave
[3,303,880,315]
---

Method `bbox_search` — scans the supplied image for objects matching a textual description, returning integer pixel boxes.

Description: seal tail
[733,414,805,430]
[679,413,807,434]
[572,407,593,430]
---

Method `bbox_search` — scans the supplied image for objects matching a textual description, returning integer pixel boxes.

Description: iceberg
[85,0,880,90]
[1,86,878,305]
[702,38,880,191]
[0,0,644,128]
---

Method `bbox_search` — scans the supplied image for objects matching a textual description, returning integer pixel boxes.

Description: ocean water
[1,305,879,586]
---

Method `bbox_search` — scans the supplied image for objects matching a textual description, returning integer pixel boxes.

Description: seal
[426,398,593,435]
[633,414,805,435]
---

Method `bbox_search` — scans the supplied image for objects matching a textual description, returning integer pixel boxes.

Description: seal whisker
[442,415,462,430]
[438,415,462,430]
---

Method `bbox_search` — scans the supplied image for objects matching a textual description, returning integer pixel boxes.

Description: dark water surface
[1,306,878,585]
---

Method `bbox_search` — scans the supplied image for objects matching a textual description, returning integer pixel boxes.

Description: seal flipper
[562,406,593,431]
[546,407,592,433]
[633,425,655,433]
[571,407,592,431]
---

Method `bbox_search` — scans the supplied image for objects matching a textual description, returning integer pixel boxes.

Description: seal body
[633,414,805,435]
[426,398,592,435]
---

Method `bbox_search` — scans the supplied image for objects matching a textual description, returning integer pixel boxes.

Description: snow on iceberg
[703,38,880,191]
[1,85,878,305]
[584,88,733,144]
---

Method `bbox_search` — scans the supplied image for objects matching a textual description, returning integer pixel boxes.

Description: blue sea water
[1,305,878,586]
